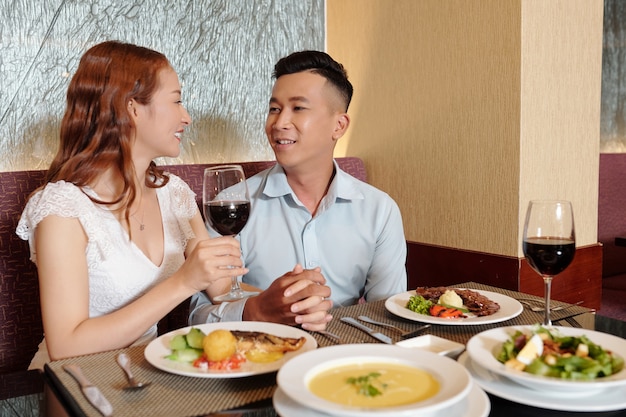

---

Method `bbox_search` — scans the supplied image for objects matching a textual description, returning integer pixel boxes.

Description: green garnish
[406,295,433,315]
[346,372,388,397]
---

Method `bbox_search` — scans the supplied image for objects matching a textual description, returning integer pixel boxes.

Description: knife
[64,364,114,417]
[340,317,392,344]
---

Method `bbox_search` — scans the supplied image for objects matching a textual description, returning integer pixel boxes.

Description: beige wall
[519,1,603,255]
[328,0,602,257]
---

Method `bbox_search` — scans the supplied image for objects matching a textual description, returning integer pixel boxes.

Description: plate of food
[144,321,317,378]
[459,352,626,412]
[465,325,626,394]
[276,344,472,417]
[385,287,523,325]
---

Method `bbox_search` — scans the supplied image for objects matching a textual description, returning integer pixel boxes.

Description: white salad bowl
[466,325,626,395]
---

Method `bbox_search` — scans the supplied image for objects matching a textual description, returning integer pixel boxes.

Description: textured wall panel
[0,0,324,171]
[601,0,626,152]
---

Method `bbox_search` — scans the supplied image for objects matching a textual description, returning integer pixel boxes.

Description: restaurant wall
[602,0,626,153]
[327,0,603,258]
[0,0,324,171]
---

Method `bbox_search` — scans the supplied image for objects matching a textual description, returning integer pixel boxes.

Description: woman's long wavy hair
[47,40,171,228]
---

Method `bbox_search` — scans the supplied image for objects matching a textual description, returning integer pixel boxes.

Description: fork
[518,299,584,312]
[563,316,583,328]
[357,316,413,336]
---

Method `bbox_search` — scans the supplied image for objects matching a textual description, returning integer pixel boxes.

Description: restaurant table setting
[45,282,623,417]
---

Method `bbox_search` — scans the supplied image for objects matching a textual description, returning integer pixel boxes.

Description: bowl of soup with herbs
[277,344,471,416]
[308,361,440,407]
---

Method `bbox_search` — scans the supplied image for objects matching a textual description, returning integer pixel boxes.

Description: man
[189,50,407,331]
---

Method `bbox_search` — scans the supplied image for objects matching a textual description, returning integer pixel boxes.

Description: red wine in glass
[204,201,250,236]
[522,200,575,326]
[203,165,257,302]
[523,237,576,277]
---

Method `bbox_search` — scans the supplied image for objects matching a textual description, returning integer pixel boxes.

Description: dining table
[38,282,626,417]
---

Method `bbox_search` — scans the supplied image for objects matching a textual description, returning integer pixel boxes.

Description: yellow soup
[308,362,440,408]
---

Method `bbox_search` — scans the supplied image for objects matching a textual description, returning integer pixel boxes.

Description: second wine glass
[203,165,257,301]
[522,200,576,326]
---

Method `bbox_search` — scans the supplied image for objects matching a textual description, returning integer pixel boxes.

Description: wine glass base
[213,290,259,302]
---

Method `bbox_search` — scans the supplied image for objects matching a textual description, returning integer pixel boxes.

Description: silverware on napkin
[64,364,114,417]
[340,317,392,344]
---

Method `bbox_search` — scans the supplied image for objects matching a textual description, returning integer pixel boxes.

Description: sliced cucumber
[186,327,206,349]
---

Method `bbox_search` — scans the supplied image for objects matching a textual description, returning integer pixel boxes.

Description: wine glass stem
[543,276,553,326]
[230,276,243,298]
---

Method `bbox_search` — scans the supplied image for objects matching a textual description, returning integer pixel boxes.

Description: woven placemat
[46,347,277,417]
[316,281,593,347]
[46,281,592,416]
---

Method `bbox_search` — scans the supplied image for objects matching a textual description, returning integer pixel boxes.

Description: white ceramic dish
[395,334,465,357]
[459,352,626,412]
[465,325,626,394]
[144,321,316,378]
[385,289,523,325]
[276,344,472,417]
[273,382,489,417]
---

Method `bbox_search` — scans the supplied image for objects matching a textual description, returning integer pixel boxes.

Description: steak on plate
[415,286,501,316]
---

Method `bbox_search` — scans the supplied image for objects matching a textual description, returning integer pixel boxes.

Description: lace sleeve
[166,174,198,218]
[164,174,199,247]
[15,181,113,263]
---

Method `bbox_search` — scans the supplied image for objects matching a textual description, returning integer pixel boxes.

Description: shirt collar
[262,160,365,203]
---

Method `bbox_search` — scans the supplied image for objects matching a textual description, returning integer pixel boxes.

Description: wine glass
[203,165,257,301]
[522,200,576,326]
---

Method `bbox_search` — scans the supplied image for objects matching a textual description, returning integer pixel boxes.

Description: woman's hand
[178,236,248,295]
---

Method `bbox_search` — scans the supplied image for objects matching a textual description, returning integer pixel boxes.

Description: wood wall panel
[407,241,602,310]
[519,244,603,310]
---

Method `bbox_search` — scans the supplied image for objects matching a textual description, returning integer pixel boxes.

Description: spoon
[116,353,151,390]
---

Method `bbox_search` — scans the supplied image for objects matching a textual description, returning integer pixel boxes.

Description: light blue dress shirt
[189,161,407,324]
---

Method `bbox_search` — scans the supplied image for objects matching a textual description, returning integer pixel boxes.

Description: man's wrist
[241,295,258,321]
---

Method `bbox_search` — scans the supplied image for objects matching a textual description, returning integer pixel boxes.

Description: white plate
[276,344,472,417]
[459,352,626,412]
[395,335,465,358]
[385,289,523,325]
[144,322,317,378]
[273,382,489,417]
[465,325,626,394]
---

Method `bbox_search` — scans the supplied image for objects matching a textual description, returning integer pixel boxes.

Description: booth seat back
[0,157,366,373]
[0,169,46,375]
[598,153,626,279]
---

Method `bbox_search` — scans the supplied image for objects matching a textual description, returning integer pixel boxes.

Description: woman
[16,41,247,369]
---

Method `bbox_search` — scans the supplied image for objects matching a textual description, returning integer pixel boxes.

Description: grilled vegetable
[429,304,465,318]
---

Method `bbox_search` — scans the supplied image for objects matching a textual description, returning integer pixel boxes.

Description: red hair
[47,41,171,226]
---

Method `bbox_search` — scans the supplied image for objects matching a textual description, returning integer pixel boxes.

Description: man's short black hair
[273,50,353,111]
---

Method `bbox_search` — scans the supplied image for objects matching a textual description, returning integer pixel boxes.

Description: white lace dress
[16,174,197,369]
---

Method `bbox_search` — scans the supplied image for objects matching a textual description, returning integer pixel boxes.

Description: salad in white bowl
[466,325,626,395]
